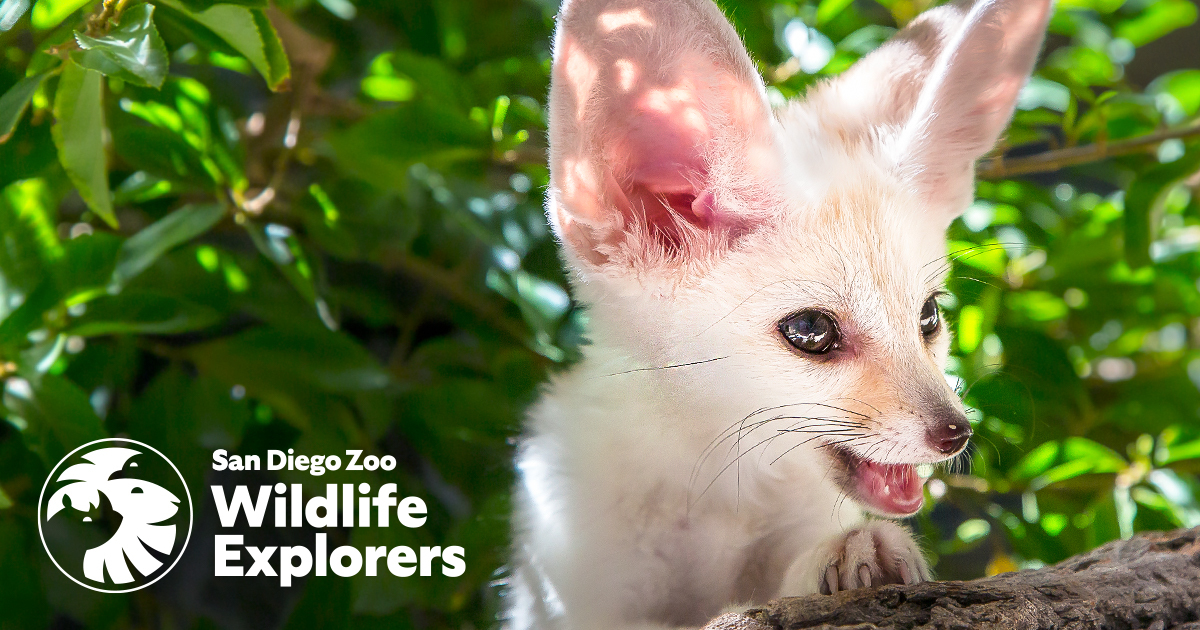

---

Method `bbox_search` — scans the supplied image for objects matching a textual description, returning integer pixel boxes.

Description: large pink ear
[895,0,1054,216]
[547,0,781,272]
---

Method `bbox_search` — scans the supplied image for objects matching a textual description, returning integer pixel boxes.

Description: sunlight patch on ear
[598,8,652,33]
[614,59,637,92]
[562,37,597,121]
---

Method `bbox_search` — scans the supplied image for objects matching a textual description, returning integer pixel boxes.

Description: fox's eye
[779,310,838,354]
[920,296,940,337]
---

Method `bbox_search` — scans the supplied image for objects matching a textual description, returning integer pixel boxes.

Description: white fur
[506,0,1052,627]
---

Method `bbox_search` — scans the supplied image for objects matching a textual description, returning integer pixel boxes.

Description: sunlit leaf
[244,220,337,329]
[1159,439,1200,464]
[67,290,221,336]
[1010,441,1060,481]
[1040,513,1068,536]
[0,72,48,142]
[1030,439,1126,490]
[157,0,289,90]
[1115,0,1198,47]
[0,0,31,30]
[948,240,1007,276]
[816,0,854,27]
[1055,0,1124,14]
[956,518,991,543]
[29,0,89,30]
[111,203,224,289]
[1148,70,1200,120]
[51,61,114,227]
[1006,291,1069,322]
[174,0,264,10]
[328,99,488,192]
[71,3,168,88]
[1045,46,1114,86]
[1125,144,1200,267]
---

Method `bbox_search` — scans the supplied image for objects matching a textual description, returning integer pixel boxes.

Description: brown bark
[708,527,1200,630]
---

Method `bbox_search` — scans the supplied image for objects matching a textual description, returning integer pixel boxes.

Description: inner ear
[548,0,779,271]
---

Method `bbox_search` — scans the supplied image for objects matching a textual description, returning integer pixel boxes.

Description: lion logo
[39,438,193,593]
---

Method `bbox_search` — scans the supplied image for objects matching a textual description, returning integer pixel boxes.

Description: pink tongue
[856,461,924,515]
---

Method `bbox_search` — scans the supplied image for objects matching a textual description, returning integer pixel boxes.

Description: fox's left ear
[901,0,1054,216]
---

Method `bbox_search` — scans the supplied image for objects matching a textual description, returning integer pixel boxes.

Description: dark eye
[779,310,839,355]
[920,296,940,337]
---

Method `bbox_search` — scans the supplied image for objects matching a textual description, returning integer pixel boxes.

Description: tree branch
[978,124,1200,179]
[709,526,1200,630]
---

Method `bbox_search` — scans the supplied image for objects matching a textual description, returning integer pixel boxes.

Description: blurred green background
[0,0,1199,627]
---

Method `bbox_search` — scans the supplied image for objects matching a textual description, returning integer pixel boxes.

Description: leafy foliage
[0,0,1197,627]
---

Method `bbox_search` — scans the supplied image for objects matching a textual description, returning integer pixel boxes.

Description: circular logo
[38,438,193,593]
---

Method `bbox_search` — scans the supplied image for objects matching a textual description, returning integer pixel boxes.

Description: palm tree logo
[38,439,193,593]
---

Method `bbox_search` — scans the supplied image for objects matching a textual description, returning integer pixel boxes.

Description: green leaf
[0,0,31,30]
[111,203,224,289]
[4,371,106,466]
[1115,0,1198,47]
[252,8,288,88]
[243,220,337,328]
[1148,70,1200,119]
[174,0,263,10]
[0,519,51,629]
[1046,46,1115,86]
[56,230,120,297]
[1159,439,1200,464]
[0,72,48,142]
[0,178,61,323]
[1006,291,1069,322]
[156,0,289,90]
[328,99,488,192]
[125,367,249,495]
[29,0,90,30]
[186,325,390,394]
[66,290,221,336]
[816,0,854,26]
[1010,441,1061,481]
[0,278,58,345]
[948,240,1008,276]
[71,3,168,89]
[51,61,114,227]
[1124,144,1200,267]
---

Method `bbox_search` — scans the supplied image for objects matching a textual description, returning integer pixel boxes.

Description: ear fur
[896,0,1055,215]
[546,0,782,274]
[810,0,1053,223]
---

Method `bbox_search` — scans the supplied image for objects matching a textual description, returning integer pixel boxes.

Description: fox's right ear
[546,0,782,277]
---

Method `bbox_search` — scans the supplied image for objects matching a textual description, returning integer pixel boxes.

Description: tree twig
[978,123,1200,179]
[379,252,543,357]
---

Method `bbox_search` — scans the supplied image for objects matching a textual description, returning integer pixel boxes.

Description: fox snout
[926,409,971,457]
[901,380,972,461]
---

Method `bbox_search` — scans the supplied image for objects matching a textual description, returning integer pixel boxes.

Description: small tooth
[883,484,891,495]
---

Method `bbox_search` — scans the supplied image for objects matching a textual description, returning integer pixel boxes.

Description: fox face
[544,0,1052,518]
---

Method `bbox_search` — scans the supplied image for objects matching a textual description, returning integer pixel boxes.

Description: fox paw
[818,521,930,594]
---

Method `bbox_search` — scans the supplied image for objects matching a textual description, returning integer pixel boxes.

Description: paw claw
[815,521,930,595]
[898,560,913,585]
[823,565,838,595]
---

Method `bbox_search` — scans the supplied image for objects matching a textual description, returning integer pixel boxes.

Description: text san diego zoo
[211,449,465,587]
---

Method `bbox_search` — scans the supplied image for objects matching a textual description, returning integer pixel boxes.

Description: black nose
[927,420,972,455]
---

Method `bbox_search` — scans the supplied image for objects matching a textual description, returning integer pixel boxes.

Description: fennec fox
[509,0,1052,627]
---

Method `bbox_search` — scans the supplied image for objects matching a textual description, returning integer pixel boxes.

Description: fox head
[546,0,1051,517]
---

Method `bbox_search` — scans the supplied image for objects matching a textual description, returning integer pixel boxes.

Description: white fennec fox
[508,0,1053,627]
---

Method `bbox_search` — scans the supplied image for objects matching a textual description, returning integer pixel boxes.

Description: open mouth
[831,446,924,516]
